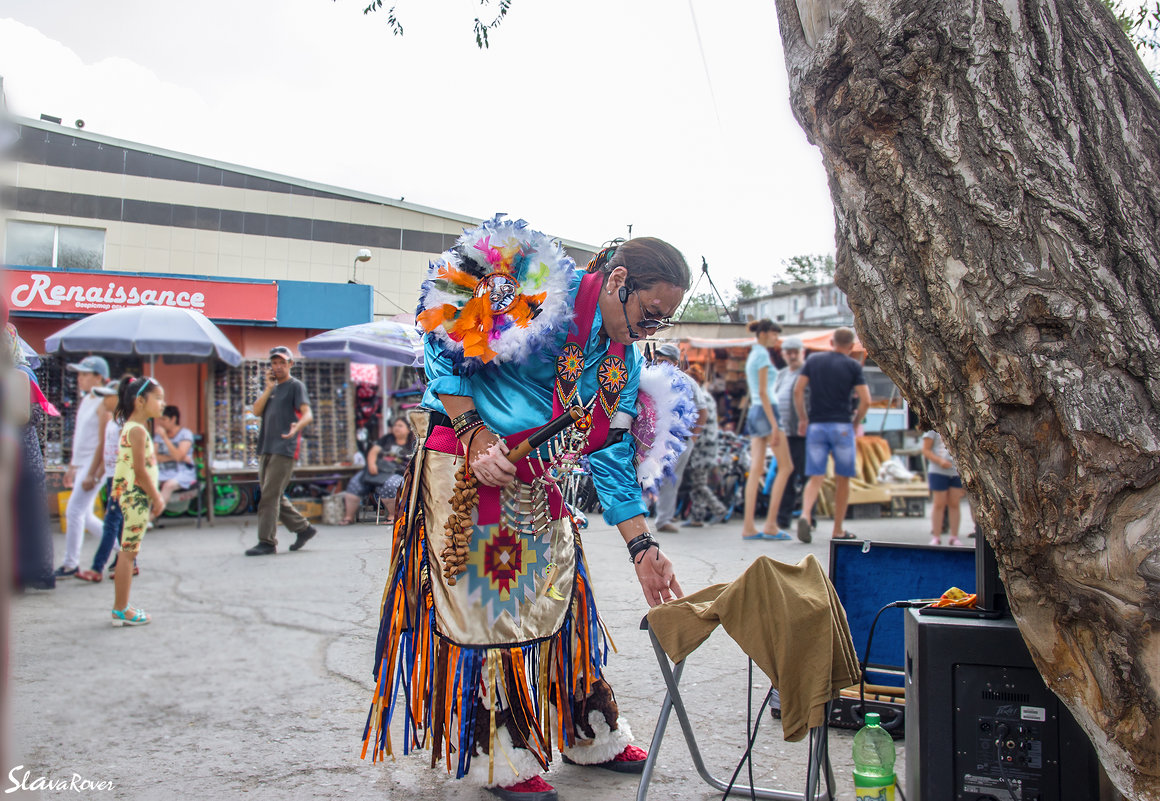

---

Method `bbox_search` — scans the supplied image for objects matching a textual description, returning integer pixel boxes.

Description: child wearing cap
[55,355,111,578]
[73,378,124,582]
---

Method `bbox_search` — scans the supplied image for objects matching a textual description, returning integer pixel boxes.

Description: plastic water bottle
[853,712,896,800]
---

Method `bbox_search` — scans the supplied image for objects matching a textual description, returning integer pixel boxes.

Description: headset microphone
[617,285,641,339]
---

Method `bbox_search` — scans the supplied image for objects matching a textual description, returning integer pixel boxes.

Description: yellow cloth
[646,554,860,742]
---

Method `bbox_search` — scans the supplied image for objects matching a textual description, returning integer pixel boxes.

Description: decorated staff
[363,215,692,801]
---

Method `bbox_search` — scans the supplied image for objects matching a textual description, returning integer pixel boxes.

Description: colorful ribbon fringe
[362,464,612,780]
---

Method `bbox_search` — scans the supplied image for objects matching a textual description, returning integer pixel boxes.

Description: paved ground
[7,500,971,801]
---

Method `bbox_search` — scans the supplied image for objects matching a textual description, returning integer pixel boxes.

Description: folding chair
[636,617,836,801]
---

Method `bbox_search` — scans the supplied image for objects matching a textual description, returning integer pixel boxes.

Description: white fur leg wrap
[560,712,634,765]
[464,725,551,788]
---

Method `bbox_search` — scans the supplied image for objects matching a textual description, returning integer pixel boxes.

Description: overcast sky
[0,0,837,297]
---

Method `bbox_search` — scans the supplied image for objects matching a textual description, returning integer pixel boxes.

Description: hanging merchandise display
[209,359,355,471]
[352,364,383,458]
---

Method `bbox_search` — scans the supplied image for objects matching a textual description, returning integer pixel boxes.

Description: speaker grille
[982,689,1031,703]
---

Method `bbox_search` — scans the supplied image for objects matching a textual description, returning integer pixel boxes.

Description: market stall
[8,267,375,523]
[205,356,358,522]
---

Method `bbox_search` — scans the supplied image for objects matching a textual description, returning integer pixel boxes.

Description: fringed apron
[363,273,632,783]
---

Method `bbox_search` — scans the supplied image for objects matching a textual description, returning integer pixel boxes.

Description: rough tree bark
[774,0,1160,797]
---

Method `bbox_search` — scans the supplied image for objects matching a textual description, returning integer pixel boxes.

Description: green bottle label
[853,772,896,801]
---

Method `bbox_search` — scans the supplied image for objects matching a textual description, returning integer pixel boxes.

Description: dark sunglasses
[630,291,674,333]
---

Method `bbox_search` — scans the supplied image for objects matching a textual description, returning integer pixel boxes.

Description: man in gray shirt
[773,337,807,531]
[245,346,316,556]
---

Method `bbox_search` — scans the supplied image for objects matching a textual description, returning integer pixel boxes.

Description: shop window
[5,221,106,270]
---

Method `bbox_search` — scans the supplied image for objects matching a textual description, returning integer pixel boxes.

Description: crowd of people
[643,320,890,547]
[1,329,421,620]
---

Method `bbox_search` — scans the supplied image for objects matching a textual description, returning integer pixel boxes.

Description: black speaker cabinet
[905,610,1099,801]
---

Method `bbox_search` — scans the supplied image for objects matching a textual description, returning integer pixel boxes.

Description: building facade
[737,281,854,327]
[0,116,595,320]
[1,116,596,500]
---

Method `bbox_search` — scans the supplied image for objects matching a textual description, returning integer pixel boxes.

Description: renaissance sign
[6,269,278,322]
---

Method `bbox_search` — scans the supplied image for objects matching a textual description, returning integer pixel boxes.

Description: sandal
[111,607,151,627]
[831,531,858,540]
[796,517,814,543]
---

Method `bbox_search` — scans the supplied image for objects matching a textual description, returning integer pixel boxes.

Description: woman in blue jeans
[741,319,794,541]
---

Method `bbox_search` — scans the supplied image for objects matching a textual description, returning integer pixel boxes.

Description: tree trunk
[773,0,1160,796]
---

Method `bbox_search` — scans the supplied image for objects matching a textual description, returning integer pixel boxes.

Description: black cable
[858,600,935,719]
[859,602,901,719]
[856,600,936,801]
[675,257,737,324]
[721,659,769,800]
[996,735,1019,798]
[371,286,414,316]
[677,270,709,323]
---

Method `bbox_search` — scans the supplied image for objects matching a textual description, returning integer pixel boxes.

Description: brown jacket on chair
[646,554,860,742]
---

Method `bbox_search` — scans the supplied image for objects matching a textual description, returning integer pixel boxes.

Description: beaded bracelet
[456,418,487,441]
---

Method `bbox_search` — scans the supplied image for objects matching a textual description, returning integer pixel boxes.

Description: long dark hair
[587,237,692,292]
[115,376,161,424]
[389,416,417,453]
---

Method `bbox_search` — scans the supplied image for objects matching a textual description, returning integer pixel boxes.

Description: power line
[373,287,414,317]
[687,0,723,128]
[348,278,415,317]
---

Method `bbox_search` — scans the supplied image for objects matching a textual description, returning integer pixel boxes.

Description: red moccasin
[614,744,648,764]
[563,744,649,774]
[487,775,558,801]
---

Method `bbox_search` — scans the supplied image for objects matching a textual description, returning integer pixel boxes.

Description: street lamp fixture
[350,248,372,283]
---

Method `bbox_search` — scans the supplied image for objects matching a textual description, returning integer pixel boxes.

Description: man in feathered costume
[363,216,691,801]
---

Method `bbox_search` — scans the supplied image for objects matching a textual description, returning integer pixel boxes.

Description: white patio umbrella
[44,305,243,366]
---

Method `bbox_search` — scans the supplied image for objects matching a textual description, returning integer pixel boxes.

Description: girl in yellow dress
[110,377,166,627]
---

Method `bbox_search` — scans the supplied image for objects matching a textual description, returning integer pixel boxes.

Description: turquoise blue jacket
[422,273,646,526]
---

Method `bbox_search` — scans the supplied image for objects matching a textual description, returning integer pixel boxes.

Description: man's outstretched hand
[634,548,683,607]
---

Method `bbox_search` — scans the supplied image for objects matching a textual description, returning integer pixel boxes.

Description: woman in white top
[922,425,965,546]
[741,319,794,540]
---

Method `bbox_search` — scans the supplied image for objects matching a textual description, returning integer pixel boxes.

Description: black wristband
[627,533,659,563]
[452,409,483,437]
